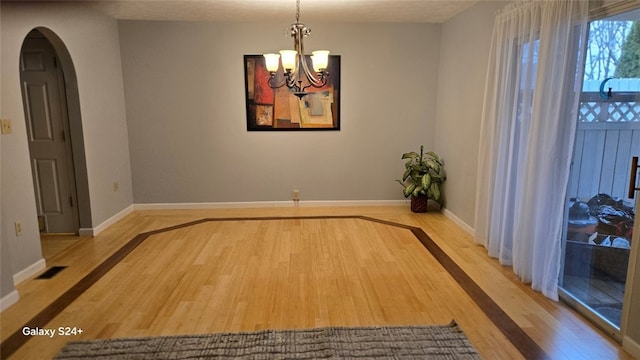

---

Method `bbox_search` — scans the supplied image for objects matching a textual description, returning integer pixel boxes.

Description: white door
[20,30,79,233]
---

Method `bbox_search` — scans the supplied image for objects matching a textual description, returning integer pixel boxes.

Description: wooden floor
[40,234,86,260]
[0,206,634,359]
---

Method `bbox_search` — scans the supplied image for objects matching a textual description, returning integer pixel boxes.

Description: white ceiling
[81,0,481,23]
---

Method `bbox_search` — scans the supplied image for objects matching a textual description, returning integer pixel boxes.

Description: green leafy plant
[396,145,446,203]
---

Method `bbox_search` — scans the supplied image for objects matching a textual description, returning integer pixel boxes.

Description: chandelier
[263,0,330,99]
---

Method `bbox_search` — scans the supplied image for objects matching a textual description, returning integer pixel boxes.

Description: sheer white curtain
[474,0,588,300]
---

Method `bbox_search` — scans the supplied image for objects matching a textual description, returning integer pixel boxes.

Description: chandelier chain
[296,0,300,23]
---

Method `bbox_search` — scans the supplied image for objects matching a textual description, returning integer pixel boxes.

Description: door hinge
[61,130,66,142]
[53,56,58,68]
[69,196,73,207]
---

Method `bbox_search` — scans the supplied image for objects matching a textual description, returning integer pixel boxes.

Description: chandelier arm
[286,71,299,90]
[299,56,326,87]
[267,75,288,89]
[300,76,328,93]
[294,26,326,87]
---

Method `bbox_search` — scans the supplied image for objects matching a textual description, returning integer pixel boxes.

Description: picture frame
[244,54,341,131]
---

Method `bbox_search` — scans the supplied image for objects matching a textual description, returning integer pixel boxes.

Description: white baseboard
[442,208,475,236]
[623,335,640,359]
[0,290,20,312]
[134,200,407,211]
[297,200,406,207]
[88,205,135,236]
[78,228,94,236]
[134,201,289,210]
[13,258,46,285]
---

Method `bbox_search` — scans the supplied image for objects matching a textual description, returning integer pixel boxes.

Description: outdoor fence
[568,80,640,202]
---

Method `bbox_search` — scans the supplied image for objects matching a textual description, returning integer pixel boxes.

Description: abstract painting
[244,55,340,131]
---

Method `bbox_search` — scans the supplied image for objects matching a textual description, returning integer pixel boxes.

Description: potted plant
[396,145,446,212]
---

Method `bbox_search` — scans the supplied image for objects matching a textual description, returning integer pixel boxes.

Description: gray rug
[54,321,481,359]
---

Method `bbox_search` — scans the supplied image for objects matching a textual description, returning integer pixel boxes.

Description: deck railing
[568,92,640,202]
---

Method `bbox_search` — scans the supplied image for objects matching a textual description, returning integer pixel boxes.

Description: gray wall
[0,2,133,298]
[435,1,509,228]
[119,21,441,204]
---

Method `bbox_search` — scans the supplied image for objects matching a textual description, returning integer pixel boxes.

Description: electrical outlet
[293,189,300,201]
[1,119,12,134]
[15,222,23,236]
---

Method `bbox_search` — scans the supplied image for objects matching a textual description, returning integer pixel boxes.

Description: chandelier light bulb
[263,53,281,73]
[279,50,298,72]
[311,50,330,72]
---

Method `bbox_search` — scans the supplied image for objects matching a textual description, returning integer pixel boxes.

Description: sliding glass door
[560,8,640,335]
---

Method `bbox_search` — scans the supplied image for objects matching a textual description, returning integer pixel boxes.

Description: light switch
[1,119,12,134]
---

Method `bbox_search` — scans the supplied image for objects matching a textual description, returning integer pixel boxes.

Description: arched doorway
[19,27,91,256]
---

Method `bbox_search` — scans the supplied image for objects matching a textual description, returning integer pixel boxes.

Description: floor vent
[36,266,67,279]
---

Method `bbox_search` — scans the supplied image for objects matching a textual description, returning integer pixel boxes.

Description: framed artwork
[244,54,341,131]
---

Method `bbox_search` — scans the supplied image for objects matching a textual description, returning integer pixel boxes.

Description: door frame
[621,194,640,356]
[21,27,92,233]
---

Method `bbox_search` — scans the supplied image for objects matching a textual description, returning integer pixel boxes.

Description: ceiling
[81,0,481,23]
